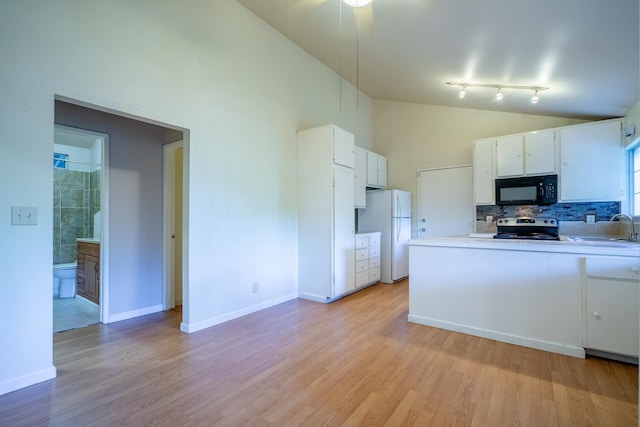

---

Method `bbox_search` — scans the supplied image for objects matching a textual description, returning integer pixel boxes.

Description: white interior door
[418,166,474,238]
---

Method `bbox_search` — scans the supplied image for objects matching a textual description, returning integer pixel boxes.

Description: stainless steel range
[493,217,559,240]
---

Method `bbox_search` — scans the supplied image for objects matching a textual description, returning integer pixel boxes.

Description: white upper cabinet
[496,134,524,177]
[524,130,556,175]
[473,138,495,205]
[496,130,555,177]
[366,151,387,189]
[559,120,624,202]
[332,125,355,168]
[354,146,367,209]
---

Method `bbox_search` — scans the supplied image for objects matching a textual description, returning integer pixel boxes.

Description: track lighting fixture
[446,81,549,104]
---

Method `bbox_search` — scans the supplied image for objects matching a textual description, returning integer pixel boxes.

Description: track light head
[459,87,466,98]
[531,90,539,104]
[495,88,503,101]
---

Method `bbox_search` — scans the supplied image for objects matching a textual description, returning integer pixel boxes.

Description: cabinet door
[560,120,624,201]
[524,130,556,175]
[366,151,379,186]
[84,255,100,304]
[473,138,494,205]
[76,255,87,295]
[586,277,639,357]
[333,165,355,297]
[376,155,387,188]
[354,147,367,208]
[496,135,524,177]
[332,126,355,168]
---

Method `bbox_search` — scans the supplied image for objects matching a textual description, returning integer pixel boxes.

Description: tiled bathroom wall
[53,168,100,264]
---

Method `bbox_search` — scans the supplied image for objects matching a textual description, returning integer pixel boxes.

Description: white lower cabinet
[355,232,381,288]
[584,256,640,358]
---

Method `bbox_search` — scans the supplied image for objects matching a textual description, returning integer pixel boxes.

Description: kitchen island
[408,236,639,359]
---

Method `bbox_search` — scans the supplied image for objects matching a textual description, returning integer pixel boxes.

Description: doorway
[163,141,184,311]
[54,97,188,330]
[52,125,108,332]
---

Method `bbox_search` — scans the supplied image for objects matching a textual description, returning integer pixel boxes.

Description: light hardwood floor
[1,280,637,426]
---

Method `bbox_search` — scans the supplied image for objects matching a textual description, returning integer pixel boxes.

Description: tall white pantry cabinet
[297,125,356,302]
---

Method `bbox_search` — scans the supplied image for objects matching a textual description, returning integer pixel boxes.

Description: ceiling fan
[288,0,375,32]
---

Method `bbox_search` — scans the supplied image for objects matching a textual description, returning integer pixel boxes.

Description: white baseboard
[297,292,332,303]
[0,366,57,396]
[407,314,586,359]
[107,304,164,324]
[180,293,298,333]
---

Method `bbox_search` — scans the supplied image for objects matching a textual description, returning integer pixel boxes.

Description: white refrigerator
[357,189,411,283]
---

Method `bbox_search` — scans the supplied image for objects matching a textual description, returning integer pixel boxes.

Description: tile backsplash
[476,201,620,222]
[475,201,625,236]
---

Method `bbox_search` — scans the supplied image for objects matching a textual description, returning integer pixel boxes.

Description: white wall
[0,0,372,395]
[372,100,589,233]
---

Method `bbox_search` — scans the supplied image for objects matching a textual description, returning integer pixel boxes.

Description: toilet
[53,261,77,298]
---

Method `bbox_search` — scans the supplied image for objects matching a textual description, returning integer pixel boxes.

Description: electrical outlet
[486,215,493,225]
[585,214,596,224]
[11,206,37,225]
[252,282,259,293]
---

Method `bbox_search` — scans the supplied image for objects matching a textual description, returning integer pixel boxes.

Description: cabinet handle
[592,312,601,319]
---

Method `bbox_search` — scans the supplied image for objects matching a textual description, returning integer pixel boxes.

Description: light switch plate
[11,206,37,225]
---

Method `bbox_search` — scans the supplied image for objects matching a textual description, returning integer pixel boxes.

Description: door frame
[163,140,184,310]
[53,124,110,323]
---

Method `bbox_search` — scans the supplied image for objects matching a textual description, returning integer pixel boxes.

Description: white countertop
[77,238,100,244]
[409,235,640,257]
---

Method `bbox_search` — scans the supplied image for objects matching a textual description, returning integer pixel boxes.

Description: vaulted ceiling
[237,0,639,119]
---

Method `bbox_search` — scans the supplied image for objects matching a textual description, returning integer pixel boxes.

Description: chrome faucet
[609,213,637,241]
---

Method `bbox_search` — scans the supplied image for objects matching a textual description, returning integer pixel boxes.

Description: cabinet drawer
[369,235,380,247]
[356,271,369,287]
[369,268,380,282]
[369,247,380,258]
[585,256,640,280]
[355,236,369,249]
[369,257,380,269]
[78,241,100,257]
[355,248,369,261]
[356,260,368,273]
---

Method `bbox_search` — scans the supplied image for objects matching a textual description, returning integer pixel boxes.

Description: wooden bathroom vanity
[76,240,100,305]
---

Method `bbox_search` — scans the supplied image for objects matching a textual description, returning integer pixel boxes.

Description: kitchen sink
[565,235,640,247]
[568,236,632,242]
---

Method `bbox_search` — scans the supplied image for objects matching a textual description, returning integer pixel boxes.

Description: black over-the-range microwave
[495,174,558,206]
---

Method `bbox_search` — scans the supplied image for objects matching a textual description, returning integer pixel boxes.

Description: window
[53,152,68,169]
[632,145,640,215]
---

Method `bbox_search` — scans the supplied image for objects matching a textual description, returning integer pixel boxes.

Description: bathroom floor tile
[53,296,100,333]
